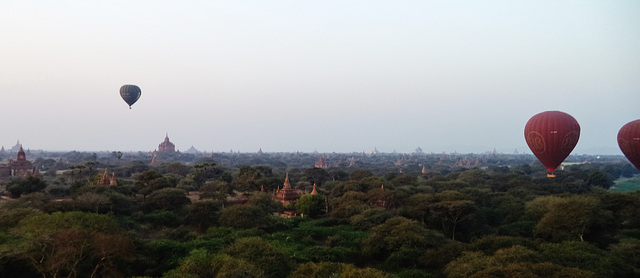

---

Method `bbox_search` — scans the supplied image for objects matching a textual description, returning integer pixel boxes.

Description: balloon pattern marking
[525,131,546,155]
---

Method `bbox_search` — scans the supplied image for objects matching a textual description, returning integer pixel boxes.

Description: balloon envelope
[617,120,640,170]
[524,111,580,174]
[120,85,141,108]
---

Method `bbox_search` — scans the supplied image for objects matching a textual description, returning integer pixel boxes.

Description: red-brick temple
[0,145,38,178]
[97,168,117,186]
[158,133,176,153]
[273,173,302,206]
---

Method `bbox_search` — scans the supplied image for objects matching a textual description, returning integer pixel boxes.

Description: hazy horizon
[2,1,639,156]
[1,138,625,157]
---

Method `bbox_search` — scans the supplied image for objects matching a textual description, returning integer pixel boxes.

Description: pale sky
[1,1,639,154]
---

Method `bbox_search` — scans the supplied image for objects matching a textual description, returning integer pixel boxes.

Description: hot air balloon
[524,111,580,177]
[120,84,141,109]
[617,120,640,171]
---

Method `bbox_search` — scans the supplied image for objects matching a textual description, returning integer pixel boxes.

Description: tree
[162,249,264,278]
[0,207,43,230]
[9,212,134,278]
[404,193,436,223]
[470,235,537,256]
[329,191,371,220]
[289,262,390,278]
[165,162,191,176]
[231,166,262,193]
[329,169,349,181]
[188,162,225,187]
[362,217,447,260]
[349,169,374,181]
[296,194,325,218]
[222,237,294,278]
[186,200,222,232]
[349,208,394,230]
[218,205,269,229]
[428,200,477,240]
[5,177,47,198]
[471,262,595,278]
[586,171,613,189]
[419,241,468,270]
[1,192,51,211]
[527,195,601,241]
[366,187,405,210]
[443,246,595,278]
[303,168,331,187]
[145,188,191,212]
[608,238,640,277]
[134,170,172,197]
[199,180,231,204]
[74,192,111,213]
[539,241,612,277]
[247,193,281,214]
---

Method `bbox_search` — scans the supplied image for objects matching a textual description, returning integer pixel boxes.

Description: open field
[611,176,640,192]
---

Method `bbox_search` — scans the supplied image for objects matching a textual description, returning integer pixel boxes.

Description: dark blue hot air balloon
[120,84,141,109]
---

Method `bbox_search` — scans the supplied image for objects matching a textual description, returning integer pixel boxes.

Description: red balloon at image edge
[618,119,640,171]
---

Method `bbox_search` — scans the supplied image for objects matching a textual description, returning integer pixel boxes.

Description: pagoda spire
[283,173,291,189]
[99,168,110,185]
[110,172,117,186]
[311,183,318,195]
[17,145,26,161]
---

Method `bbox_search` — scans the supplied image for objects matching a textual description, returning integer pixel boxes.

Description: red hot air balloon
[618,120,640,171]
[524,111,580,177]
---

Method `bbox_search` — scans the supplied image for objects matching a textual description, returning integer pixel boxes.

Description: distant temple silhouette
[315,157,329,169]
[9,140,22,153]
[0,145,39,178]
[150,134,178,164]
[158,133,176,153]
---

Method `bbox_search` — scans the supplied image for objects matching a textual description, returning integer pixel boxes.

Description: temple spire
[99,168,109,185]
[283,173,291,189]
[110,172,117,186]
[17,145,26,161]
[311,183,318,195]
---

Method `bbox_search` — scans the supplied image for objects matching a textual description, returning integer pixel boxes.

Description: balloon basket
[547,173,556,178]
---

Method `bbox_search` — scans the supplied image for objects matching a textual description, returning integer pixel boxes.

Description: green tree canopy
[186,200,223,232]
[218,205,270,230]
[6,177,47,198]
[135,170,172,197]
[162,249,264,278]
[10,212,134,278]
[222,237,293,278]
[526,195,602,241]
[145,188,191,212]
[296,194,326,218]
[289,262,390,278]
[362,216,447,260]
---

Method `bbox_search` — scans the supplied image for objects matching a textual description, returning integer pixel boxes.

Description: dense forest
[0,151,639,277]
